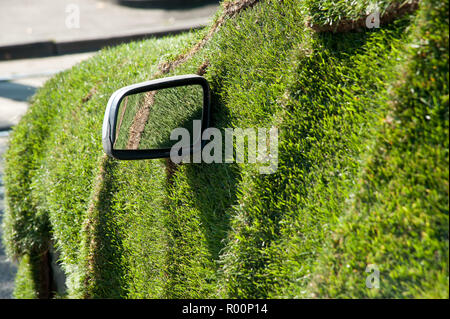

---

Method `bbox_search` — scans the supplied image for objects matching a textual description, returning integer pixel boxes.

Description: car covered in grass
[2,0,448,298]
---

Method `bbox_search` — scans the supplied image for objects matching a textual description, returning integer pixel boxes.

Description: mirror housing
[102,74,211,160]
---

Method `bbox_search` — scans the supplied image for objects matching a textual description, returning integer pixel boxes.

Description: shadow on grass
[162,91,240,297]
[85,157,128,298]
[182,92,239,261]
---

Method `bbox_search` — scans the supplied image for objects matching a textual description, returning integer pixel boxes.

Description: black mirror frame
[102,74,211,160]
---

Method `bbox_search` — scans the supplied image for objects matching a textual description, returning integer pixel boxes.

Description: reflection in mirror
[113,84,203,150]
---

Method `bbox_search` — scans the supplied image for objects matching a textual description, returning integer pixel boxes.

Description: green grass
[13,254,38,299]
[139,85,204,149]
[2,0,448,298]
[304,0,400,26]
[114,93,146,149]
[2,32,200,297]
[114,85,203,150]
[306,0,449,298]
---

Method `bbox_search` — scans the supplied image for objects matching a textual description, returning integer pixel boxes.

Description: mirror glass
[113,84,203,150]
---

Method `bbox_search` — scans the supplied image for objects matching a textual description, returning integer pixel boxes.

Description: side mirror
[102,74,210,160]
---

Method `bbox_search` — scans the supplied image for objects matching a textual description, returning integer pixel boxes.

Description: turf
[2,0,448,298]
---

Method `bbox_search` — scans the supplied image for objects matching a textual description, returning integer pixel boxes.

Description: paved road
[0,0,219,47]
[0,52,95,130]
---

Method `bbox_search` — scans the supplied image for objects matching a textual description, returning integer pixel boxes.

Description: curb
[0,23,205,61]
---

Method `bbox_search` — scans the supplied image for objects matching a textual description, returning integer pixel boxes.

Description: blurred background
[0,0,220,299]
